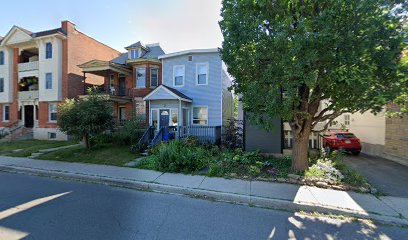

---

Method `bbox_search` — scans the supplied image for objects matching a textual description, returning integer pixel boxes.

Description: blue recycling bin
[163,132,171,141]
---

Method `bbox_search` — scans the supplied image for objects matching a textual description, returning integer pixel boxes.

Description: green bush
[208,149,265,177]
[150,140,212,173]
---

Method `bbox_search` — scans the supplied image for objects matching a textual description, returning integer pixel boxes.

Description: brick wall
[0,48,20,128]
[61,21,121,98]
[38,101,59,128]
[384,103,408,165]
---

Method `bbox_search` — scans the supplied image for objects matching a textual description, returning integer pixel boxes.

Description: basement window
[48,132,57,139]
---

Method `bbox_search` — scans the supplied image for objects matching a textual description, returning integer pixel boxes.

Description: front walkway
[0,156,407,225]
[344,154,408,198]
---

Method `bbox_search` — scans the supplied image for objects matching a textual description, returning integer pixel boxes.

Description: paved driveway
[344,154,408,198]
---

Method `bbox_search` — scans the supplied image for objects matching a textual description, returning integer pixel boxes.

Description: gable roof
[0,25,67,46]
[32,28,67,38]
[143,85,192,102]
[125,41,146,50]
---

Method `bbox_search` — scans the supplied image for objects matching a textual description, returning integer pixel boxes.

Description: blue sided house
[139,48,234,145]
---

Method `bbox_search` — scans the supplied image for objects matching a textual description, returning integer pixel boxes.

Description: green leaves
[220,0,407,124]
[58,90,114,143]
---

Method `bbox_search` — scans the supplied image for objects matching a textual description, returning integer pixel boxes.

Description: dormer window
[130,49,139,59]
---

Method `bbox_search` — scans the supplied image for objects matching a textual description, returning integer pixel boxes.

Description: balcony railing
[18,91,39,100]
[18,61,39,72]
[87,85,132,98]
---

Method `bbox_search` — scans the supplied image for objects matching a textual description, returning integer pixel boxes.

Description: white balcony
[18,91,39,100]
[18,61,39,72]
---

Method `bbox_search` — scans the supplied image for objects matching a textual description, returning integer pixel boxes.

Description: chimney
[61,20,76,34]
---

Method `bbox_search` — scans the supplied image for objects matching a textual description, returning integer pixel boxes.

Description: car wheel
[352,150,360,156]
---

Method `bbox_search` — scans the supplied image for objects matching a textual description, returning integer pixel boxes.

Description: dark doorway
[119,76,126,96]
[24,105,34,128]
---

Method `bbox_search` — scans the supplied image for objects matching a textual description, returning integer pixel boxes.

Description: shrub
[150,140,212,173]
[222,119,243,149]
[262,155,292,178]
[209,149,264,177]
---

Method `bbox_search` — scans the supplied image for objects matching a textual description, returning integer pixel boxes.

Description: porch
[138,85,222,146]
[79,60,134,126]
[78,60,133,101]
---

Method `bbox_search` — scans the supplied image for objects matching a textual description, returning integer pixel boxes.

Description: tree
[58,90,114,148]
[220,0,407,171]
[388,44,408,117]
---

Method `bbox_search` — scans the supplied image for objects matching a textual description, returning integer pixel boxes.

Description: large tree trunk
[83,134,90,149]
[289,119,312,172]
[291,132,310,172]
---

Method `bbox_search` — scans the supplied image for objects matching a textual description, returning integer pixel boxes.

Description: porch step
[0,127,34,142]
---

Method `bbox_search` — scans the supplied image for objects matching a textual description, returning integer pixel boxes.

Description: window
[151,109,158,130]
[196,63,208,85]
[188,55,193,61]
[48,132,57,139]
[136,67,146,88]
[0,78,4,92]
[130,49,139,59]
[45,73,52,89]
[49,103,57,122]
[119,107,126,125]
[109,74,114,88]
[173,65,185,87]
[0,51,4,65]
[193,106,208,125]
[135,97,146,116]
[45,42,52,59]
[171,109,178,126]
[150,67,158,87]
[3,105,9,121]
[344,114,350,126]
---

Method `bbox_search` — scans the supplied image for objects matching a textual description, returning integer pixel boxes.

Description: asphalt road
[344,154,408,197]
[0,172,407,240]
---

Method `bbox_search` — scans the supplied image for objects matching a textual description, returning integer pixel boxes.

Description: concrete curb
[0,165,407,226]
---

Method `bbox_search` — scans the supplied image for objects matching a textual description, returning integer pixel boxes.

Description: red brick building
[79,41,164,126]
[0,20,121,140]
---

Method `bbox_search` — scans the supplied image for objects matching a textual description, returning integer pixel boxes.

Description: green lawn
[0,140,76,157]
[35,143,138,166]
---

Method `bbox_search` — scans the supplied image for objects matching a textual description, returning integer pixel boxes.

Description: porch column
[178,99,182,139]
[33,103,37,127]
[106,69,111,93]
[21,103,25,127]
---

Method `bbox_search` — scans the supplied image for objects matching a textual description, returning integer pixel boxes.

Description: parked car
[321,130,362,155]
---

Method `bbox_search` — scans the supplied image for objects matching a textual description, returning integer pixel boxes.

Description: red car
[321,130,362,155]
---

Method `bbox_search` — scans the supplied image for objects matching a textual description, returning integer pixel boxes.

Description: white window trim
[173,65,185,87]
[135,67,146,89]
[45,72,53,90]
[344,114,351,126]
[150,67,159,88]
[48,103,57,123]
[196,62,209,86]
[182,107,190,126]
[192,105,209,126]
[45,42,53,60]
[2,104,10,122]
[0,78,4,92]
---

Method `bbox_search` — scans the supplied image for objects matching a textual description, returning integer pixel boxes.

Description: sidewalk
[0,156,407,226]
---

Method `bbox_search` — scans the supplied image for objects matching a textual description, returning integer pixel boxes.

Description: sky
[0,0,224,53]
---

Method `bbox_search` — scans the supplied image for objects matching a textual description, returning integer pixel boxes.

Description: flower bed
[136,138,371,192]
